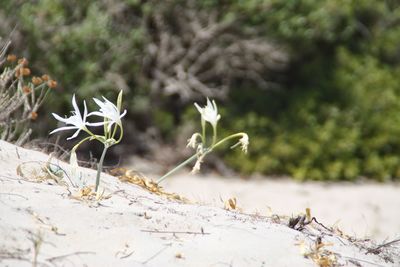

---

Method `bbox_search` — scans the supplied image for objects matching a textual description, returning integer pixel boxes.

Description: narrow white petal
[93,97,104,108]
[87,111,105,117]
[119,109,127,119]
[194,103,203,114]
[212,99,218,113]
[83,100,88,121]
[72,94,82,119]
[67,129,81,140]
[49,126,77,135]
[52,113,69,123]
[86,121,106,126]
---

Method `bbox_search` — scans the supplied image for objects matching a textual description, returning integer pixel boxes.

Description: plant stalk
[156,153,199,184]
[95,144,109,192]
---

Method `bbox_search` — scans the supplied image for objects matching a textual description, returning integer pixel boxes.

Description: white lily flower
[187,133,202,149]
[239,134,249,153]
[50,94,90,140]
[194,98,221,129]
[88,95,127,131]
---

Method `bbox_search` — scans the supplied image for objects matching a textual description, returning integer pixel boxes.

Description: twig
[46,251,96,262]
[341,255,386,267]
[142,244,171,265]
[120,251,134,259]
[366,238,400,254]
[141,229,210,235]
[311,217,333,232]
[0,192,28,200]
[15,147,20,159]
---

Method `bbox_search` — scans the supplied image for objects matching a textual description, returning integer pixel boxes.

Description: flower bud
[41,74,50,81]
[47,80,57,88]
[23,86,32,94]
[18,58,28,66]
[32,76,43,85]
[30,111,38,120]
[7,54,17,62]
[21,68,31,76]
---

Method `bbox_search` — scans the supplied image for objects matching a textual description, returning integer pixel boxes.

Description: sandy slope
[160,174,400,242]
[0,140,399,267]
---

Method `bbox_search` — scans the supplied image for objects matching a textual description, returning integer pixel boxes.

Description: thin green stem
[212,125,217,145]
[83,127,96,137]
[103,118,110,139]
[201,118,206,145]
[156,153,199,184]
[157,133,246,184]
[72,135,92,151]
[116,125,123,143]
[95,144,109,192]
[210,132,246,151]
[111,123,118,140]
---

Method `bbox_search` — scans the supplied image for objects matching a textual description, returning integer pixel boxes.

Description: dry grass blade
[298,237,338,267]
[109,168,189,202]
[223,197,239,211]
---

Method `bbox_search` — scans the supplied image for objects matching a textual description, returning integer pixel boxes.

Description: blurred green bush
[1,0,400,181]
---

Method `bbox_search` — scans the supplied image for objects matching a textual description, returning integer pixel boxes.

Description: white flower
[50,94,90,140]
[194,98,221,128]
[187,133,201,149]
[88,95,127,131]
[239,134,249,153]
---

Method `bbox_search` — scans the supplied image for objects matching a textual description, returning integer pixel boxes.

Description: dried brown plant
[0,38,56,146]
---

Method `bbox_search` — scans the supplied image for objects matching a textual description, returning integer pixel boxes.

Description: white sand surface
[160,173,400,242]
[1,140,399,267]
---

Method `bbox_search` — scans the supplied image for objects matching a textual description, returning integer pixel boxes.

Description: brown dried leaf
[224,197,237,210]
[110,168,190,202]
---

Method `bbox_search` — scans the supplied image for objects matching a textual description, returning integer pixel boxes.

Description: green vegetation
[1,0,400,181]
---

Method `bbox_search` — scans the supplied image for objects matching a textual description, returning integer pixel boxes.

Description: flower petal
[52,113,69,123]
[87,111,105,117]
[119,109,127,119]
[86,121,106,126]
[71,94,81,119]
[66,129,81,140]
[49,126,78,135]
[194,103,203,114]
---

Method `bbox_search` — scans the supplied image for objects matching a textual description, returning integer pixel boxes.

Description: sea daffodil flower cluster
[50,91,126,192]
[157,98,249,184]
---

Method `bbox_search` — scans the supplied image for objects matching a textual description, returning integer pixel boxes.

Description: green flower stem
[156,153,199,184]
[210,132,246,150]
[95,144,109,192]
[111,124,118,140]
[157,132,246,184]
[103,119,111,139]
[111,124,123,143]
[212,125,217,145]
[201,118,206,145]
[83,127,97,137]
[116,126,123,143]
[72,135,93,152]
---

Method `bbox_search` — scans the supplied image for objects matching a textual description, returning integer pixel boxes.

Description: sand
[161,174,400,242]
[1,140,399,266]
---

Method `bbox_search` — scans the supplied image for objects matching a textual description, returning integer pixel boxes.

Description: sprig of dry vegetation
[0,38,56,146]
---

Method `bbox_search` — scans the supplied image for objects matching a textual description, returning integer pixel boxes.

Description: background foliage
[1,0,400,181]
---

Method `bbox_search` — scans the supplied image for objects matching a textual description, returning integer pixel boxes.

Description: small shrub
[0,39,55,145]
